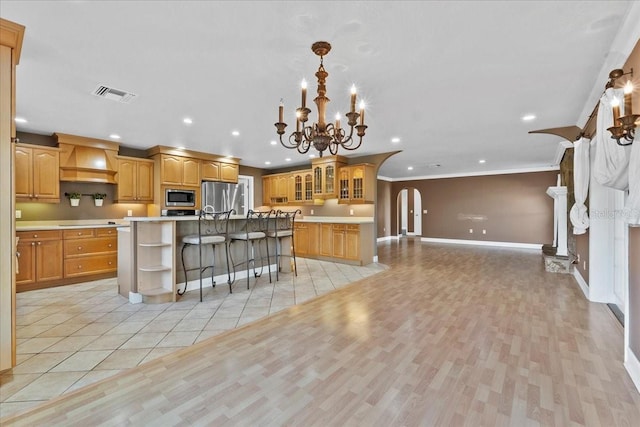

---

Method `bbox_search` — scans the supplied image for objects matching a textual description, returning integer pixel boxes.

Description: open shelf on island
[136,221,176,301]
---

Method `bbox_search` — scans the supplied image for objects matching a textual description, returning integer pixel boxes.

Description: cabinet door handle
[37,242,41,246]
[33,234,38,238]
[108,244,112,248]
[77,246,82,250]
[34,195,38,199]
[77,232,82,235]
[108,261,112,265]
[77,265,82,269]
[31,242,35,246]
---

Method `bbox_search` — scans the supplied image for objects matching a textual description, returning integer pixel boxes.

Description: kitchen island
[121,215,375,304]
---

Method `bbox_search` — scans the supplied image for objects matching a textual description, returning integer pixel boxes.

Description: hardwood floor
[2,239,639,426]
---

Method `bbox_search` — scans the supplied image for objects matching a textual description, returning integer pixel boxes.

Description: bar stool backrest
[273,209,301,236]
[198,205,234,242]
[245,209,273,234]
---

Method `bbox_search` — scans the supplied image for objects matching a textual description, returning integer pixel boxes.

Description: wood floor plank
[2,239,640,426]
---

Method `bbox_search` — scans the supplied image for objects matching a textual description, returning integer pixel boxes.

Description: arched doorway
[397,187,422,237]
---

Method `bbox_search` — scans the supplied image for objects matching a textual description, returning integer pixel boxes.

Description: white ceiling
[2,1,638,179]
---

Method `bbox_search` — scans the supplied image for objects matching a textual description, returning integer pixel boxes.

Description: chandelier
[607,69,638,146]
[275,41,367,157]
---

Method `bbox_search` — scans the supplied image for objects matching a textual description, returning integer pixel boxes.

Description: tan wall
[390,171,556,243]
[575,231,589,283]
[376,180,391,237]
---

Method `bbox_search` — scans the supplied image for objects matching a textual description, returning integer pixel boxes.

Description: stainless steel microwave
[165,188,196,207]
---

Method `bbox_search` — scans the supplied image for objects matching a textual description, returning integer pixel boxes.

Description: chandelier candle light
[607,70,638,146]
[275,41,367,157]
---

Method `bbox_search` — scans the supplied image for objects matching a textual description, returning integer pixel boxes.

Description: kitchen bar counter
[126,215,374,224]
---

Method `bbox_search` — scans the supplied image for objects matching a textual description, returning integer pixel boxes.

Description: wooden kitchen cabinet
[292,170,313,204]
[263,173,291,205]
[220,162,239,183]
[345,225,360,260]
[332,224,346,258]
[201,160,238,183]
[338,164,375,204]
[294,222,320,257]
[159,154,200,187]
[116,156,154,203]
[312,155,346,199]
[16,230,63,290]
[15,143,60,203]
[320,223,333,257]
[63,227,117,279]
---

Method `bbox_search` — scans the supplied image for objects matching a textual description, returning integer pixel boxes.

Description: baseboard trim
[573,268,589,299]
[179,264,277,293]
[377,235,399,242]
[625,347,640,393]
[420,237,542,250]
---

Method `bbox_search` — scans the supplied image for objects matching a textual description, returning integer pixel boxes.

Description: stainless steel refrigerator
[201,181,246,216]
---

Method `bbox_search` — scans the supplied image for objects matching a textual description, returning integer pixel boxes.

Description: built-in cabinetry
[15,143,60,202]
[158,154,200,187]
[292,170,313,204]
[135,221,175,303]
[312,155,346,199]
[16,226,118,292]
[16,230,63,290]
[263,173,292,205]
[147,146,240,213]
[63,228,117,279]
[201,160,239,183]
[116,156,154,203]
[295,221,370,265]
[293,222,320,257]
[338,164,375,204]
[262,157,375,206]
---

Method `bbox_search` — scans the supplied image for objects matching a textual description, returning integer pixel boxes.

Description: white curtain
[594,88,630,190]
[570,138,590,234]
[622,132,640,226]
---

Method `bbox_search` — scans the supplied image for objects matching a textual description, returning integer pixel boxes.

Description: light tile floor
[0,257,386,418]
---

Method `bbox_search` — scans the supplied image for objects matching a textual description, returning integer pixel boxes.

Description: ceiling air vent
[91,84,137,104]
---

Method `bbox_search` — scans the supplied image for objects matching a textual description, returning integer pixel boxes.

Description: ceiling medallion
[275,41,367,157]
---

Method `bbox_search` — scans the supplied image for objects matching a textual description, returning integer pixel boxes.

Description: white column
[546,186,568,256]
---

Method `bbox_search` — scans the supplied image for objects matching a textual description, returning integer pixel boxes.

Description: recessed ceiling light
[285,158,291,162]
[232,130,240,137]
[109,134,121,139]
[265,161,271,165]
[407,166,414,170]
[479,159,486,164]
[521,114,536,121]
[183,118,193,124]
[14,117,27,123]
[270,140,277,145]
[391,137,400,143]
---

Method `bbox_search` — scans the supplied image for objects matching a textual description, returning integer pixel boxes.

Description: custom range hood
[54,133,119,184]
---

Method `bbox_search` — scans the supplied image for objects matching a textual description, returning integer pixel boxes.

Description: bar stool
[229,209,273,290]
[178,207,233,301]
[267,209,301,281]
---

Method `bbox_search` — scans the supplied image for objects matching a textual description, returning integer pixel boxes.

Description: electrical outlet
[127,210,133,217]
[349,209,354,216]
[310,209,314,215]
[469,228,473,234]
[15,210,21,219]
[583,261,586,270]
[482,229,486,234]
[423,209,427,214]
[577,253,580,262]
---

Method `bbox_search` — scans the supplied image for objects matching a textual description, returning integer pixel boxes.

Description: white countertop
[16,219,130,231]
[126,215,374,224]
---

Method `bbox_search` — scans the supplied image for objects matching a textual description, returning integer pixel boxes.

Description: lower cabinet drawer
[64,237,117,257]
[64,254,117,278]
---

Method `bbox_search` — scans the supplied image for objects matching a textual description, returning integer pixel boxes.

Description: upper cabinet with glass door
[311,155,346,199]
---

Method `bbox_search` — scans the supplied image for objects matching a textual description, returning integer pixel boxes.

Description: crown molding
[377,165,560,182]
